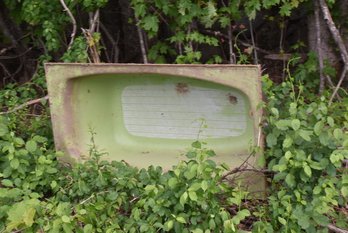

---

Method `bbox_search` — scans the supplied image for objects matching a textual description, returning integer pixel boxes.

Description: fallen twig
[220,151,272,183]
[221,167,272,182]
[327,224,348,233]
[59,0,77,50]
[0,95,49,115]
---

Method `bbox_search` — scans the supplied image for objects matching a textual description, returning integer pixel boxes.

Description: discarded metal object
[45,64,264,191]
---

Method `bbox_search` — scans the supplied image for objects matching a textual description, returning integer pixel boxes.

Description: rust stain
[176,83,189,94]
[227,93,238,104]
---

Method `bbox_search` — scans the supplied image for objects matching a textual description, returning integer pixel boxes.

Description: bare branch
[220,1,235,64]
[100,22,120,63]
[319,0,348,64]
[319,0,348,104]
[249,19,258,64]
[327,224,348,233]
[202,29,271,55]
[315,1,325,94]
[135,16,148,64]
[89,9,100,33]
[82,28,100,63]
[329,67,347,104]
[0,47,32,60]
[227,24,236,64]
[221,166,272,182]
[0,95,49,115]
[59,0,77,50]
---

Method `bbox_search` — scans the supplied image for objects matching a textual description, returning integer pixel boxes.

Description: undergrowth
[0,74,347,232]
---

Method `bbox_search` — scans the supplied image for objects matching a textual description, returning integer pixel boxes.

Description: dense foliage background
[0,0,347,232]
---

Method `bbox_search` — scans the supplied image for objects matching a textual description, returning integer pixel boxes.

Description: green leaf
[283,136,293,148]
[83,224,93,233]
[2,179,13,187]
[313,186,321,194]
[201,180,208,191]
[79,209,87,215]
[333,128,343,140]
[141,15,159,33]
[327,117,334,127]
[291,119,301,131]
[10,158,19,169]
[266,133,277,147]
[298,215,310,229]
[330,152,343,167]
[285,173,296,187]
[192,141,201,149]
[25,140,37,153]
[278,217,287,225]
[314,121,324,136]
[299,130,312,141]
[6,199,39,231]
[275,120,290,130]
[62,215,71,223]
[180,192,188,206]
[209,218,216,229]
[341,186,348,197]
[189,191,198,201]
[164,220,174,231]
[168,177,178,188]
[271,107,279,118]
[233,209,250,224]
[303,165,312,177]
[176,216,186,224]
[0,123,9,137]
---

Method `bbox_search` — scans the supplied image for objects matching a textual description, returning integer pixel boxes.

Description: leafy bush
[0,116,252,232]
[1,73,347,232]
[253,76,348,232]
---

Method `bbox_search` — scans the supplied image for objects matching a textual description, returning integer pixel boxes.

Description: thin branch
[178,42,183,55]
[319,0,348,104]
[220,0,235,64]
[329,67,347,104]
[220,151,272,183]
[89,9,100,33]
[221,166,272,182]
[319,0,348,64]
[202,30,271,55]
[315,1,325,94]
[150,6,169,26]
[100,36,111,62]
[188,24,193,50]
[0,95,48,115]
[249,19,258,64]
[0,62,11,77]
[135,16,148,63]
[279,20,286,80]
[100,22,120,63]
[327,224,348,233]
[82,28,100,63]
[0,46,14,55]
[59,0,77,50]
[0,47,32,60]
[227,24,236,64]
